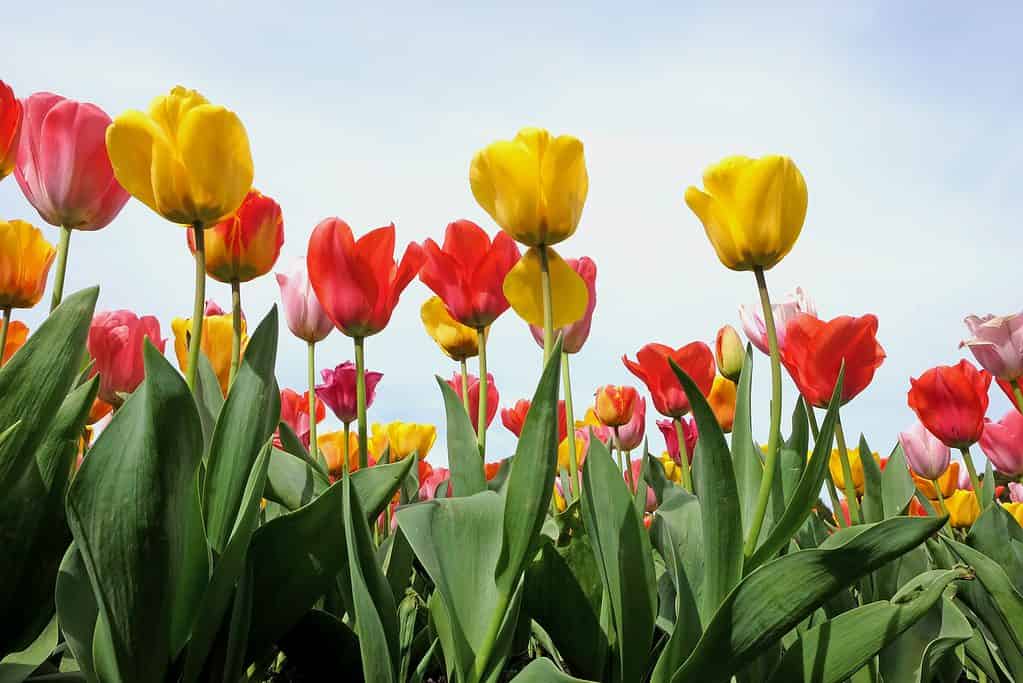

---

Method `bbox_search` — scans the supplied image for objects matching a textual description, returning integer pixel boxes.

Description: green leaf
[511,658,594,682]
[746,372,842,573]
[65,343,204,683]
[644,446,681,507]
[779,399,810,506]
[730,345,761,535]
[193,353,224,448]
[859,434,884,523]
[265,447,329,510]
[342,473,399,682]
[203,308,281,554]
[968,503,1023,593]
[669,359,742,616]
[879,594,972,683]
[881,443,915,518]
[54,545,98,682]
[437,376,486,497]
[767,568,970,682]
[276,420,329,478]
[671,515,947,683]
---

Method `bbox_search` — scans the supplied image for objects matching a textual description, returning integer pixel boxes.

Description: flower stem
[673,418,693,492]
[0,307,10,367]
[1011,379,1023,415]
[562,353,579,501]
[49,226,72,313]
[959,446,985,508]
[619,428,636,491]
[538,245,555,363]
[228,278,242,389]
[307,341,319,466]
[932,480,947,516]
[835,416,864,524]
[459,358,471,416]
[744,266,783,557]
[342,421,351,478]
[354,336,369,470]
[808,405,847,527]
[477,326,488,457]
[186,224,206,391]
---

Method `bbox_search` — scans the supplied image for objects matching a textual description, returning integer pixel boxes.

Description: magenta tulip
[87,310,165,406]
[315,361,383,424]
[529,256,597,353]
[979,410,1023,477]
[739,286,816,355]
[899,420,951,480]
[276,257,334,343]
[960,312,1023,382]
[15,92,129,231]
[615,395,646,451]
[657,418,697,464]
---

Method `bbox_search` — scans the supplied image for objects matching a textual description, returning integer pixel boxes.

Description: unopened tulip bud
[715,325,744,382]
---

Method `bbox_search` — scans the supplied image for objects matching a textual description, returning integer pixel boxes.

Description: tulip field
[3,79,1023,683]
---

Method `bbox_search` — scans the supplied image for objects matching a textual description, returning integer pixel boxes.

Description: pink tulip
[615,395,646,451]
[419,464,451,500]
[529,256,597,354]
[629,458,658,511]
[276,258,334,343]
[87,310,165,406]
[1009,482,1023,503]
[739,286,816,355]
[447,372,500,432]
[15,93,128,230]
[316,361,383,424]
[657,417,697,464]
[960,312,1023,382]
[979,410,1023,477]
[899,420,951,480]
[204,300,227,316]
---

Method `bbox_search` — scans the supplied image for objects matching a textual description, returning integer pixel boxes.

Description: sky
[3,2,1021,469]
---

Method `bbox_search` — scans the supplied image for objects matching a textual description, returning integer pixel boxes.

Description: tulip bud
[594,385,639,427]
[87,310,166,406]
[715,325,745,382]
[899,421,951,481]
[276,258,334,344]
[316,361,383,425]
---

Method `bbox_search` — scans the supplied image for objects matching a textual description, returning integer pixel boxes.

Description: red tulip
[485,460,503,481]
[780,313,886,407]
[657,418,697,464]
[447,372,499,433]
[908,360,991,448]
[0,81,21,181]
[188,189,284,283]
[316,361,383,425]
[277,388,325,448]
[623,342,715,418]
[307,219,424,337]
[419,220,520,328]
[501,398,568,442]
[86,310,165,406]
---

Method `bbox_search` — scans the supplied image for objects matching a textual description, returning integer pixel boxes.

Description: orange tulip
[0,220,56,309]
[187,189,284,283]
[1,319,27,364]
[911,461,959,500]
[594,385,639,427]
[707,375,737,433]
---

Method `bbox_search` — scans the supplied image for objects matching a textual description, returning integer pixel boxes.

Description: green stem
[959,446,985,509]
[1011,379,1023,415]
[185,224,206,391]
[835,416,864,524]
[476,327,488,457]
[460,358,471,416]
[538,245,554,363]
[809,405,846,527]
[354,336,369,470]
[744,266,783,557]
[932,480,947,516]
[228,279,242,389]
[620,428,636,491]
[49,226,71,313]
[0,307,10,367]
[562,353,579,501]
[307,341,319,466]
[342,421,350,477]
[614,439,625,475]
[673,418,693,492]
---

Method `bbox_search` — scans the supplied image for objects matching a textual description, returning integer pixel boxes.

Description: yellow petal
[702,155,754,205]
[539,134,588,245]
[178,105,254,226]
[503,247,588,328]
[105,110,161,214]
[420,296,478,360]
[734,155,807,269]
[684,186,744,270]
[151,131,197,225]
[470,139,542,245]
[148,86,210,139]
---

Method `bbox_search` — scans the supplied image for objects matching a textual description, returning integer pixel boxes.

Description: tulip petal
[684,186,744,270]
[503,246,587,328]
[177,104,253,225]
[470,139,542,245]
[735,155,807,266]
[105,110,161,214]
[539,134,588,244]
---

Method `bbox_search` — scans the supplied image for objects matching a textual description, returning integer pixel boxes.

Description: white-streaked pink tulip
[899,420,951,480]
[960,312,1023,382]
[739,286,816,354]
[276,257,334,343]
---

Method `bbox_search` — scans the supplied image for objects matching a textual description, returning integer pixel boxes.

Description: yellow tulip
[106,86,254,227]
[827,447,881,496]
[502,246,588,329]
[684,155,807,271]
[470,127,588,247]
[578,408,602,429]
[368,423,391,463]
[381,421,437,461]
[318,430,361,477]
[558,431,586,472]
[172,310,247,395]
[945,489,980,528]
[911,461,959,500]
[659,452,684,485]
[1003,502,1023,528]
[0,220,56,309]
[420,296,478,361]
[553,484,567,512]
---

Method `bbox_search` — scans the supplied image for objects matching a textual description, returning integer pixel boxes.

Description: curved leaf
[511,658,594,682]
[437,376,486,497]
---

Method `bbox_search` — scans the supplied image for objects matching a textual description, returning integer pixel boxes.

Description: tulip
[780,313,886,408]
[381,421,437,462]
[0,219,56,310]
[1,319,27,365]
[684,155,808,272]
[447,372,499,434]
[1003,502,1023,527]
[186,189,284,283]
[979,410,1023,477]
[623,342,715,418]
[317,429,366,481]
[484,461,503,481]
[629,458,658,511]
[658,452,685,486]
[419,462,452,500]
[907,497,928,518]
[909,360,991,449]
[961,312,1023,413]
[528,256,598,354]
[615,396,646,452]
[277,258,334,344]
[828,447,881,497]
[88,398,113,425]
[715,325,745,382]
[277,388,325,449]
[944,489,980,528]
[106,86,254,391]
[317,361,383,425]
[501,247,588,340]
[707,375,737,433]
[0,81,20,181]
[501,398,568,443]
[911,461,959,501]
[172,301,247,396]
[657,418,698,465]
[739,287,817,356]
[558,427,591,472]
[87,310,166,406]
[1010,482,1023,503]
[594,385,639,428]
[421,296,479,362]
[900,420,951,481]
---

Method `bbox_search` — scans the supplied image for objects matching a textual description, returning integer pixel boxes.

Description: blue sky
[3,2,1020,466]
